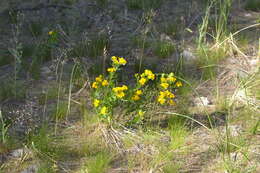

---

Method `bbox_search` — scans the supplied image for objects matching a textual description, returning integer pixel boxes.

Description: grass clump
[70,34,109,58]
[154,41,175,58]
[83,151,112,173]
[196,46,227,79]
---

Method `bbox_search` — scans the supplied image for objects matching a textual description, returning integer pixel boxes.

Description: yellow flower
[159,91,166,97]
[135,90,142,95]
[100,106,108,115]
[139,78,147,86]
[160,82,169,89]
[157,97,166,105]
[112,87,119,92]
[144,69,155,80]
[93,99,100,107]
[116,91,125,98]
[95,75,103,82]
[92,82,98,89]
[132,95,140,101]
[118,57,127,65]
[168,99,176,106]
[102,80,109,86]
[176,81,182,87]
[122,85,128,90]
[160,77,167,83]
[138,110,144,117]
[167,76,176,82]
[165,90,175,98]
[134,73,139,78]
[111,56,119,64]
[107,67,116,73]
[48,31,54,35]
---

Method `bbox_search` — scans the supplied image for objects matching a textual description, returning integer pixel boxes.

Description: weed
[64,0,77,6]
[83,151,112,173]
[154,41,175,58]
[126,0,163,10]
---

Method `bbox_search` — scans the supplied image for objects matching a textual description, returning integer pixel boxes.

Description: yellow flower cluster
[138,69,155,86]
[131,90,142,101]
[113,85,128,98]
[93,99,100,107]
[48,30,54,35]
[100,106,108,115]
[92,75,109,89]
[107,67,116,73]
[159,73,182,89]
[111,56,127,65]
[157,90,175,105]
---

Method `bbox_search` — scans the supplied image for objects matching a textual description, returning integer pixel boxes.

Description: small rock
[160,33,172,42]
[20,164,38,173]
[9,148,32,158]
[182,50,196,62]
[221,125,242,137]
[41,66,51,74]
[230,152,243,162]
[193,97,210,106]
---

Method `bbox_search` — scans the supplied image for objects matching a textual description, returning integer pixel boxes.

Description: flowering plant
[90,56,183,125]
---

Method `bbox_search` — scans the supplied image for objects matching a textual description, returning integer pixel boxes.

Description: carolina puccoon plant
[91,56,183,125]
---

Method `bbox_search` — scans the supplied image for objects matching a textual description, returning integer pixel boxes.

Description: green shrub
[245,0,260,11]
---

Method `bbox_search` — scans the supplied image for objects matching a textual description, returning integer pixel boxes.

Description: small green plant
[0,79,26,101]
[0,110,9,144]
[0,51,12,66]
[245,0,260,11]
[95,0,108,7]
[91,56,183,125]
[28,21,44,37]
[154,41,175,58]
[28,125,66,159]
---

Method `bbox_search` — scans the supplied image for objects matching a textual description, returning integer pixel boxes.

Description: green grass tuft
[126,0,163,10]
[154,41,175,58]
